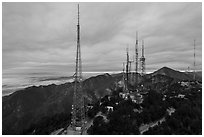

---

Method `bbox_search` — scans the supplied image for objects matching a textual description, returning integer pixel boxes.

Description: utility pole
[71,4,85,134]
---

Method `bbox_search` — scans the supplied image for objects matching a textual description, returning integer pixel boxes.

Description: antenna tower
[135,31,139,87]
[71,4,85,133]
[126,46,129,91]
[140,40,146,76]
[193,39,196,80]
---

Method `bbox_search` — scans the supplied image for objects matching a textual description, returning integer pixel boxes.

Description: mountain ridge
[150,66,201,81]
[2,73,119,134]
[2,67,202,134]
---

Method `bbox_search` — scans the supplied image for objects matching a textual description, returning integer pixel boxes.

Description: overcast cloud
[2,2,202,77]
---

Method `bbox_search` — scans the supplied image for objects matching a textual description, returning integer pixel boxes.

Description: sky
[2,2,202,79]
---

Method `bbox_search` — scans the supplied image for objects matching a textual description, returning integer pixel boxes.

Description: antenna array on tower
[135,31,139,88]
[71,4,85,134]
[140,40,146,76]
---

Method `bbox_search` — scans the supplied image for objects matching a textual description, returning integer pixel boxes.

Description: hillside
[2,73,120,135]
[86,68,202,135]
[2,67,202,134]
[87,80,202,135]
[150,67,201,82]
[2,83,73,134]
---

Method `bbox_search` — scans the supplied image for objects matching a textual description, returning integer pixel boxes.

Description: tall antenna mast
[126,45,129,91]
[193,39,196,80]
[135,31,139,88]
[140,40,146,76]
[71,4,85,134]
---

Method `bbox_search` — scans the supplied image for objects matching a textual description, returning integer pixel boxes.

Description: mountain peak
[152,66,192,81]
[160,66,171,70]
[153,66,176,76]
[158,66,174,71]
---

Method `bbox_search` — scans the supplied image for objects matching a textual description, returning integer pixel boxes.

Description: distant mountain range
[151,66,202,81]
[2,67,202,134]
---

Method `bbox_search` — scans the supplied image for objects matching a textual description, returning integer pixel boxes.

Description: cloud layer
[2,2,202,77]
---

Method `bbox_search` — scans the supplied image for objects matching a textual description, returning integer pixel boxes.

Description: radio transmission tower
[71,4,85,133]
[135,31,139,89]
[140,40,146,76]
[126,46,130,91]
